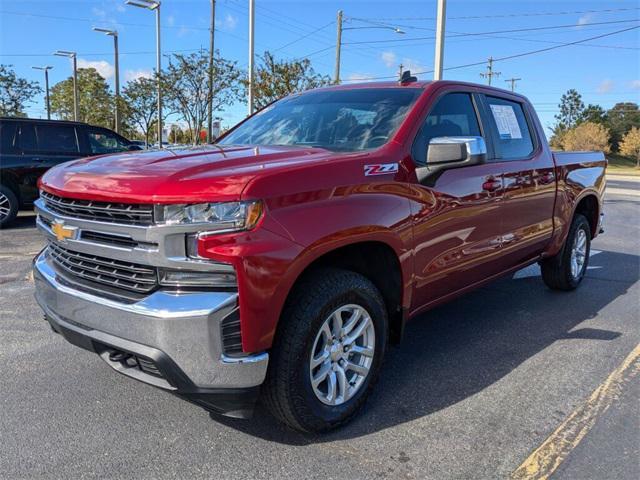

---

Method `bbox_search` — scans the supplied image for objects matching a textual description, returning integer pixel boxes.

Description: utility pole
[126,1,162,147]
[54,51,79,121]
[207,0,216,142]
[398,63,403,80]
[334,10,343,84]
[93,28,120,133]
[504,77,521,92]
[32,66,53,120]
[433,0,446,80]
[248,0,255,115]
[480,57,500,86]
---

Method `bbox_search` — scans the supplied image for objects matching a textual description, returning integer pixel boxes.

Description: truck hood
[39,145,337,203]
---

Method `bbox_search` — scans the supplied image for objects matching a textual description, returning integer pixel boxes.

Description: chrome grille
[41,191,154,225]
[48,242,158,294]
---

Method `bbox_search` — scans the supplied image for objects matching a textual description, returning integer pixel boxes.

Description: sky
[1,0,639,135]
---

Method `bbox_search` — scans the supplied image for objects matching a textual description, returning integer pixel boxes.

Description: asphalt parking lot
[1,176,638,480]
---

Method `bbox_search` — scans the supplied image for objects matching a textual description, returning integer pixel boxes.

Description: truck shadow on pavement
[214,249,639,445]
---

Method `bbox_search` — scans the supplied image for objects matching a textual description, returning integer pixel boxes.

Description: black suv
[0,117,141,226]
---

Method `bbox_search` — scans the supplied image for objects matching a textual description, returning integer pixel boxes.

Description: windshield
[218,88,422,152]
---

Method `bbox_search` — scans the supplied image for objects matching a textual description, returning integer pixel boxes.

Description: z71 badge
[364,163,399,176]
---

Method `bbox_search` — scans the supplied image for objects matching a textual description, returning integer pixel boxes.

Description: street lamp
[53,50,78,121]
[334,11,405,84]
[32,66,53,120]
[126,0,162,148]
[93,27,121,134]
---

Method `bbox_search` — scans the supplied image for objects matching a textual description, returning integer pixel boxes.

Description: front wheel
[262,268,388,432]
[0,185,19,228]
[541,213,591,290]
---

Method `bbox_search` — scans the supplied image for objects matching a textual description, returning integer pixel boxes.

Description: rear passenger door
[482,95,556,265]
[19,123,81,202]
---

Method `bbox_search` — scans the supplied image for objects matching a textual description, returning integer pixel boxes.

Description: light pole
[248,0,255,115]
[54,51,78,121]
[433,0,446,81]
[207,0,216,142]
[334,14,405,84]
[32,66,53,120]
[126,0,162,148]
[93,27,121,134]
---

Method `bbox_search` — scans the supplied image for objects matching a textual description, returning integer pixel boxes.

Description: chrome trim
[34,252,268,389]
[36,199,233,272]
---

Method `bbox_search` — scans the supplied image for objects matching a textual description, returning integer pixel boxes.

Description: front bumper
[33,251,268,418]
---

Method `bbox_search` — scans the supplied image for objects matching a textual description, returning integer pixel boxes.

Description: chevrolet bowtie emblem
[51,220,78,242]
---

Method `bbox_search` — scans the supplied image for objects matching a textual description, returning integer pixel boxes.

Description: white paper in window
[490,104,522,140]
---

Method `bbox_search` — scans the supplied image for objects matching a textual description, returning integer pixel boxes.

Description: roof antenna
[399,70,417,84]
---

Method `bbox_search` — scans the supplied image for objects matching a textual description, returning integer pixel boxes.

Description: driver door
[409,91,508,312]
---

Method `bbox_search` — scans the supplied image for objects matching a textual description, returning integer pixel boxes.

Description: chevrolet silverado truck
[33,79,605,432]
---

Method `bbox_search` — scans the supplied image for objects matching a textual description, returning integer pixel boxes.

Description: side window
[412,92,481,166]
[36,125,79,153]
[485,96,534,160]
[0,122,18,154]
[87,128,128,154]
[19,124,38,153]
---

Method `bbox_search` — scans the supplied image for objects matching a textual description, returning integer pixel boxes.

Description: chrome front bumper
[33,251,268,391]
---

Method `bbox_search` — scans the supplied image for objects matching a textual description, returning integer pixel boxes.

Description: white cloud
[77,59,115,79]
[167,15,176,27]
[124,69,154,82]
[381,51,397,68]
[401,57,427,74]
[597,79,614,93]
[630,80,640,90]
[347,73,375,82]
[577,13,593,27]
[224,13,238,30]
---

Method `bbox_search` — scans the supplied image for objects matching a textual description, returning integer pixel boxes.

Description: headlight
[159,200,263,231]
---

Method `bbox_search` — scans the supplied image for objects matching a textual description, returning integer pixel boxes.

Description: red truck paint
[38,80,606,354]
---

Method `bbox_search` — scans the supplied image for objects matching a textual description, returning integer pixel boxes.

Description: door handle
[482,177,502,192]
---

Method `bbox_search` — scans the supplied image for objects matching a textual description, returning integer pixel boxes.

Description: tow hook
[108,350,132,363]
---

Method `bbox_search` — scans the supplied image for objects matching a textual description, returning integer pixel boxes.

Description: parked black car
[0,117,141,226]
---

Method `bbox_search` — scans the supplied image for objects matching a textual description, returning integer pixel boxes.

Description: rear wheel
[263,268,388,432]
[0,185,18,228]
[541,214,591,290]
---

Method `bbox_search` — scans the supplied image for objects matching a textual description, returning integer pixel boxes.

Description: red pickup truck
[33,79,605,432]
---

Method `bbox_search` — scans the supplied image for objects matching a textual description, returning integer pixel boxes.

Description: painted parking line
[606,188,640,197]
[511,343,640,480]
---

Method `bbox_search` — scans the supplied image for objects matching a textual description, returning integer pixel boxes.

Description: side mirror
[416,136,487,184]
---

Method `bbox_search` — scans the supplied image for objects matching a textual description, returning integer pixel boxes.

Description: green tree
[554,89,584,132]
[50,68,114,127]
[579,104,607,125]
[606,102,640,152]
[0,64,42,117]
[619,126,640,168]
[249,51,332,110]
[122,77,159,147]
[161,50,243,145]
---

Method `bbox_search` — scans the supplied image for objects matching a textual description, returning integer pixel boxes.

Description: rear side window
[485,96,534,160]
[412,92,481,166]
[36,125,78,153]
[0,122,18,154]
[19,124,38,152]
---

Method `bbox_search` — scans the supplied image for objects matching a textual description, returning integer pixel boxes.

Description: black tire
[262,268,388,433]
[540,213,591,291]
[0,185,19,228]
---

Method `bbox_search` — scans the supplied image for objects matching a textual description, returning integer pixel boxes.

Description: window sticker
[490,104,522,140]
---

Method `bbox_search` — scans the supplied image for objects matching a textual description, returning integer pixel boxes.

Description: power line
[342,24,640,82]
[341,18,640,46]
[356,6,640,22]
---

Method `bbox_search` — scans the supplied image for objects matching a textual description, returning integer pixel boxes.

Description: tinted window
[36,125,78,153]
[218,88,422,152]
[413,93,481,166]
[0,122,18,154]
[19,124,38,152]
[486,96,534,160]
[87,128,129,154]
